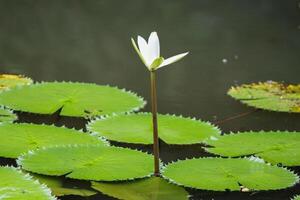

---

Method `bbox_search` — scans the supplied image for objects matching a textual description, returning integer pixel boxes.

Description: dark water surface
[0,0,300,199]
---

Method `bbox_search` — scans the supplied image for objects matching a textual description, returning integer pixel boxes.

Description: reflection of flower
[131,32,188,71]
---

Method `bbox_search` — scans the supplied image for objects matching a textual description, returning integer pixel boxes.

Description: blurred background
[0,0,299,133]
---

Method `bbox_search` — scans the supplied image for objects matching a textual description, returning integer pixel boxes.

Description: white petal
[131,38,147,67]
[147,32,160,63]
[137,36,151,66]
[157,52,189,69]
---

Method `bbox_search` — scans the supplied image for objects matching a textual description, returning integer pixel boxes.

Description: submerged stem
[150,70,160,176]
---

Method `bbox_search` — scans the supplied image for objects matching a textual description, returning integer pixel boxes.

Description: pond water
[0,0,300,199]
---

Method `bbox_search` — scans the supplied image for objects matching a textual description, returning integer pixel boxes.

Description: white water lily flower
[131,32,189,71]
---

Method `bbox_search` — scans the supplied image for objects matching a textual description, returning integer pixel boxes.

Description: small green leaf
[92,177,189,200]
[0,107,17,123]
[18,145,153,181]
[88,113,220,144]
[205,131,300,166]
[228,81,300,113]
[0,74,33,90]
[162,157,299,191]
[0,82,145,118]
[31,173,96,197]
[0,166,56,200]
[0,123,107,158]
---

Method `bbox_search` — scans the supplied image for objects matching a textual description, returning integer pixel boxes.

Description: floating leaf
[0,82,145,118]
[88,113,220,144]
[162,157,299,191]
[0,74,33,90]
[18,145,153,181]
[0,123,107,158]
[292,195,300,200]
[91,177,189,200]
[228,81,300,113]
[0,107,17,123]
[205,131,300,166]
[32,173,96,197]
[0,166,56,200]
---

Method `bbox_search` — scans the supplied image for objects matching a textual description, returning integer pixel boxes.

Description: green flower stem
[150,70,160,176]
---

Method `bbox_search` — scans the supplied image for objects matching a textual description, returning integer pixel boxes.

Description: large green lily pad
[205,131,300,166]
[92,177,189,200]
[0,123,107,158]
[162,157,299,191]
[32,174,96,197]
[0,74,33,90]
[88,113,220,144]
[0,166,56,200]
[228,81,300,112]
[18,145,153,181]
[0,82,145,118]
[0,107,17,123]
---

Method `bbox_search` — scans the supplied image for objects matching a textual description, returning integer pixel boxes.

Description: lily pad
[87,113,220,144]
[228,81,300,113]
[0,123,107,158]
[0,82,145,118]
[0,107,17,123]
[32,174,96,197]
[91,177,189,200]
[205,131,300,166]
[162,157,299,191]
[0,166,56,200]
[0,74,33,90]
[18,145,153,181]
[292,195,300,200]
